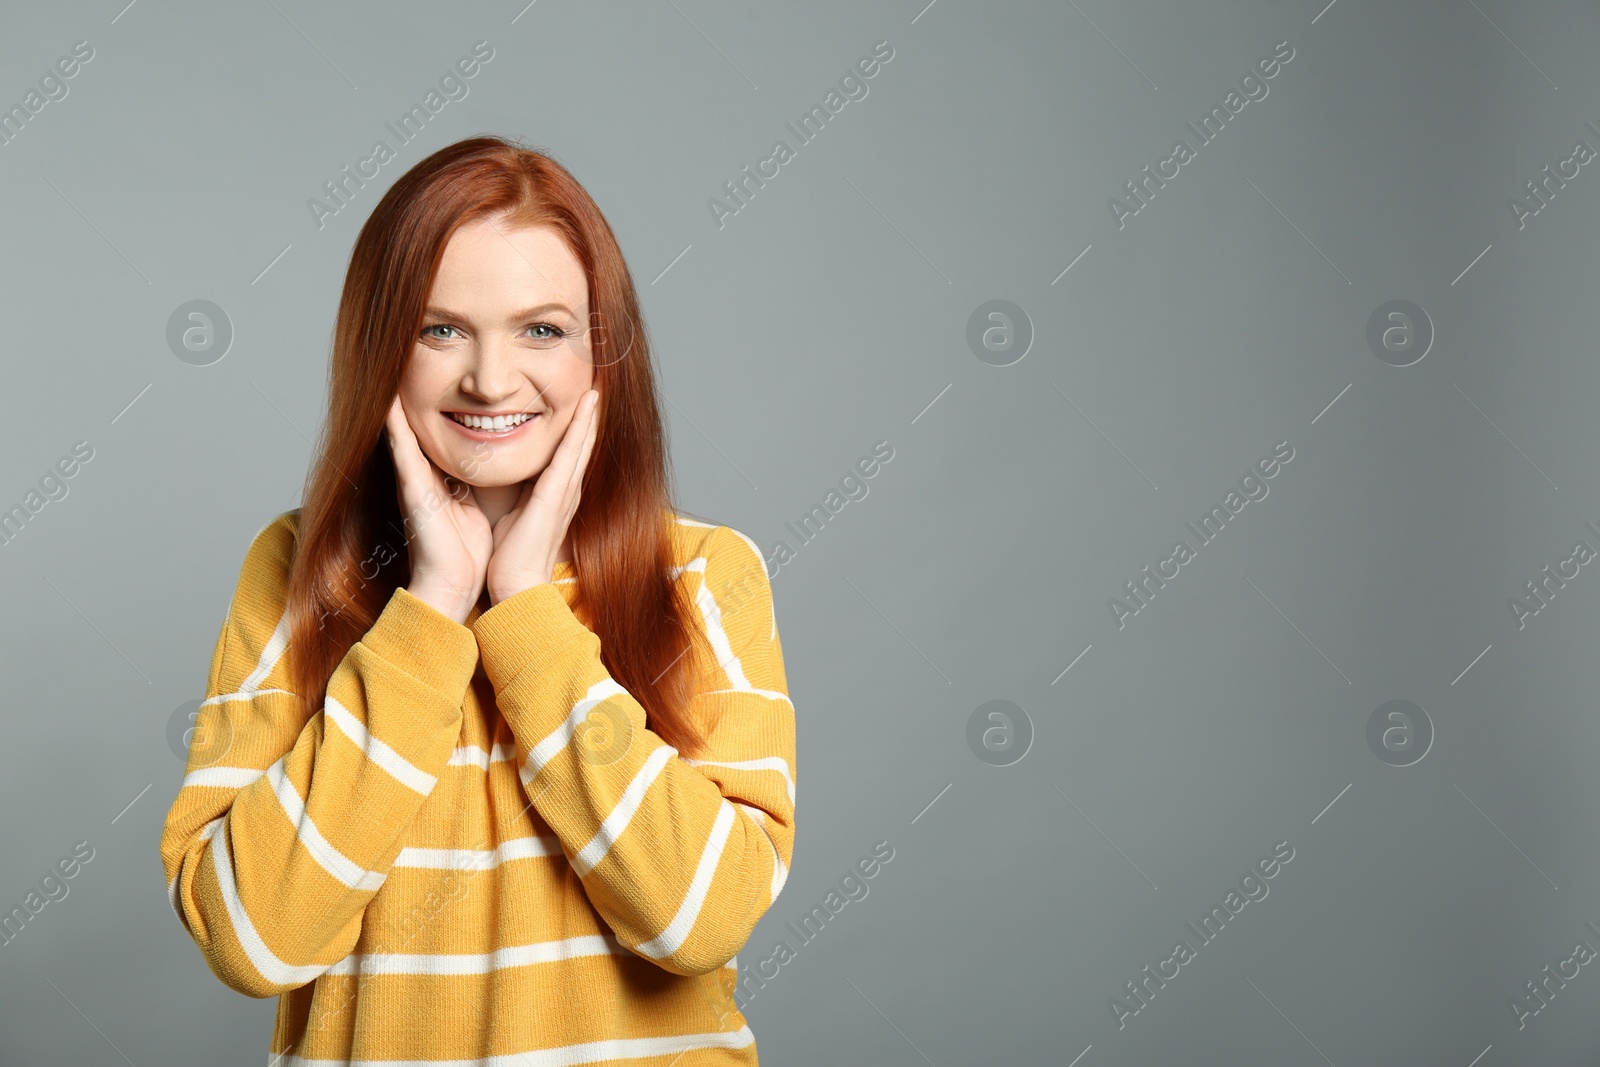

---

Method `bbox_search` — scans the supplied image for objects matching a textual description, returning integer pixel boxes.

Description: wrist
[488,573,550,607]
[406,583,474,625]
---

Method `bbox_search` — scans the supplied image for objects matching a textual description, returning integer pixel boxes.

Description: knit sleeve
[157,512,479,999]
[470,523,797,977]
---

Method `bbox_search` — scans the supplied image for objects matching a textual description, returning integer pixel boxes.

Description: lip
[443,412,541,441]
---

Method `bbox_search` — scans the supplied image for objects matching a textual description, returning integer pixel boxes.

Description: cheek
[551,362,594,404]
[396,379,428,428]
[565,331,599,385]
[414,429,453,473]
[399,349,458,400]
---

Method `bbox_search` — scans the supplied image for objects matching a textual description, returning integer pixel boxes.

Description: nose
[460,334,523,402]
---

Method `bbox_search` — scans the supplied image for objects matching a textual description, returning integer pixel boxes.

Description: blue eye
[419,322,566,343]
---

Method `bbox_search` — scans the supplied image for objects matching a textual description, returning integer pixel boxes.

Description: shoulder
[236,508,301,583]
[664,507,768,581]
[210,508,302,694]
[254,507,302,555]
[663,508,775,639]
[232,508,304,626]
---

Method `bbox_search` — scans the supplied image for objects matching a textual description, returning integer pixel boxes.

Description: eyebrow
[422,302,579,321]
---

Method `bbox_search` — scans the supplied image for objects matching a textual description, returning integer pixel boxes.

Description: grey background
[1,0,1597,1063]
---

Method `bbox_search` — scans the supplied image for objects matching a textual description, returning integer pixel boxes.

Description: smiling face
[398,216,595,491]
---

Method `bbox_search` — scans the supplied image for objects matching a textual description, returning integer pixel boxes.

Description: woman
[158,136,796,1065]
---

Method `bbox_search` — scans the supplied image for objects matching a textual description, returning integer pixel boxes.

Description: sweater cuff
[360,586,482,701]
[471,582,591,693]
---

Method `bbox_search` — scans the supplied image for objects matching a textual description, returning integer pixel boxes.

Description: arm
[471,524,797,977]
[157,512,480,998]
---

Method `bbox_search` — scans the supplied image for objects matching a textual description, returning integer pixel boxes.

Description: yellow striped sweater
[158,508,796,1065]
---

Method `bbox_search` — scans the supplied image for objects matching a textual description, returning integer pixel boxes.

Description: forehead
[430,218,587,313]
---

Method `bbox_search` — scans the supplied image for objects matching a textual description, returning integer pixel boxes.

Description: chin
[474,470,545,489]
[443,453,549,486]
[421,440,534,482]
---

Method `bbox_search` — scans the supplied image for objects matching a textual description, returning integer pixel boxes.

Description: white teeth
[451,412,533,431]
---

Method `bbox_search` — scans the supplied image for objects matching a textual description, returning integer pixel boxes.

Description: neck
[470,482,523,529]
[469,482,575,564]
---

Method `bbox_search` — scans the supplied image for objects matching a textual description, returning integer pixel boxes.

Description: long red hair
[283,135,711,756]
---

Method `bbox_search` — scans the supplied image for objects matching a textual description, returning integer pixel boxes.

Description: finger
[384,395,405,450]
[385,398,416,496]
[388,397,447,508]
[561,391,600,502]
[495,478,537,537]
[549,394,598,543]
[534,390,596,503]
[387,397,422,472]
[565,391,600,499]
[424,453,470,513]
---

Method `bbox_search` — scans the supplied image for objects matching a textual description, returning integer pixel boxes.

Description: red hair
[283,135,711,755]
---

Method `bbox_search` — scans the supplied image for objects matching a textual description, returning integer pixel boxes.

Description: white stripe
[698,686,792,707]
[394,836,562,870]
[200,687,296,708]
[207,809,333,989]
[716,524,779,644]
[238,609,292,693]
[669,556,707,582]
[447,742,517,769]
[520,679,629,784]
[735,802,788,900]
[674,516,718,529]
[677,525,776,645]
[723,526,765,566]
[264,758,386,892]
[323,695,438,795]
[181,766,266,790]
[275,1024,754,1067]
[570,745,676,878]
[322,932,626,976]
[682,756,796,804]
[695,576,752,691]
[634,800,738,960]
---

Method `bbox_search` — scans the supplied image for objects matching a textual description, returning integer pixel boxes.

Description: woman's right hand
[385,395,493,624]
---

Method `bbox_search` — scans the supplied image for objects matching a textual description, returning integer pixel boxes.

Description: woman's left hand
[485,389,600,605]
